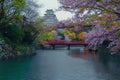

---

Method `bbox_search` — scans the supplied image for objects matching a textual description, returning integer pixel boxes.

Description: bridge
[47,40,89,50]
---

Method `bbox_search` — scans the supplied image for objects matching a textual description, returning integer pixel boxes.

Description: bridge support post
[51,45,55,50]
[84,44,88,47]
[40,45,45,49]
[67,44,70,50]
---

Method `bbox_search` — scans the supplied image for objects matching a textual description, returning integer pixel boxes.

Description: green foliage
[22,31,33,44]
[57,32,65,40]
[0,0,25,24]
[12,0,25,8]
[116,31,120,36]
[0,33,3,41]
[0,0,41,44]
[0,0,40,60]
[36,31,54,42]
[87,14,95,19]
[3,37,11,44]
[0,38,4,44]
[11,43,33,53]
[1,23,24,43]
[22,24,38,44]
[47,32,54,40]
[83,24,92,27]
[36,32,47,42]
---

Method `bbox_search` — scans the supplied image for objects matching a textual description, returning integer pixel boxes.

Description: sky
[37,0,74,21]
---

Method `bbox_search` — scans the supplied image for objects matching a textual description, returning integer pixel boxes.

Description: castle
[44,9,58,25]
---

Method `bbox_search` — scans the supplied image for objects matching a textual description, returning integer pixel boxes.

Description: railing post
[84,44,88,47]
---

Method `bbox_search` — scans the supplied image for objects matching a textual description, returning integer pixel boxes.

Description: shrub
[57,32,65,40]
[1,23,24,43]
[116,31,120,36]
[22,31,33,44]
[4,37,11,44]
[78,32,87,41]
[0,38,4,44]
[22,24,38,44]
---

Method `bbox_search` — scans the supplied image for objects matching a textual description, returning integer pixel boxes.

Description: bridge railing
[47,40,89,45]
[46,40,89,50]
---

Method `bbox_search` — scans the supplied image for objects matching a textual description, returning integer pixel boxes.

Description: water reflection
[68,49,98,59]
[68,48,120,80]
[0,57,34,80]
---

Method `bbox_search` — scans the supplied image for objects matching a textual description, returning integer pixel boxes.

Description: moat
[0,47,120,80]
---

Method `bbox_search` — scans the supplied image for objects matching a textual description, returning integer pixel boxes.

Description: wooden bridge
[47,40,89,50]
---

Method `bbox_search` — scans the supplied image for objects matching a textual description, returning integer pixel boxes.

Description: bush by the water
[0,23,36,60]
[22,31,33,44]
[22,24,38,44]
[1,23,24,43]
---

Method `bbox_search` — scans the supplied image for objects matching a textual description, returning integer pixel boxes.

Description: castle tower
[44,9,58,25]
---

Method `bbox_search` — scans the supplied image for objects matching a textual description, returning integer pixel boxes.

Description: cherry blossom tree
[59,0,120,20]
[58,0,120,54]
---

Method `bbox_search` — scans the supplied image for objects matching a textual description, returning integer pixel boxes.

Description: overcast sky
[37,0,74,21]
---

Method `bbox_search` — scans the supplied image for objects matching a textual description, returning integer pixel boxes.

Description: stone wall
[0,41,36,60]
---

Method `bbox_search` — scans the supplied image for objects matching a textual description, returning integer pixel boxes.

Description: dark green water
[0,48,120,80]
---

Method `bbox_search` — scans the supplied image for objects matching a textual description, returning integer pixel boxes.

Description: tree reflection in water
[68,48,98,59]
